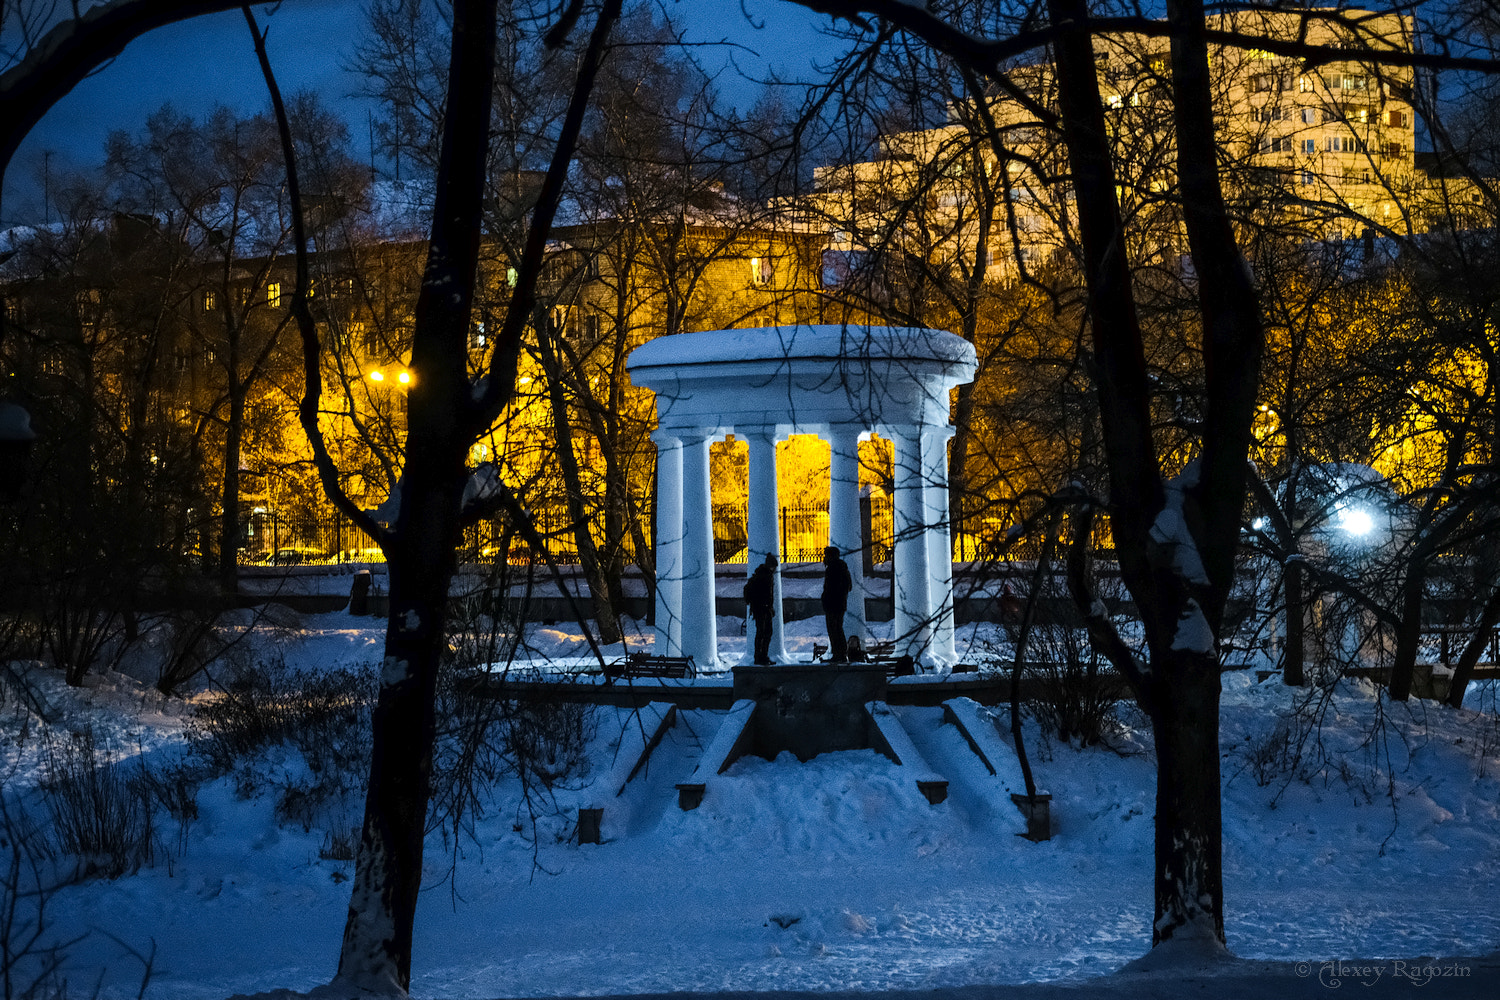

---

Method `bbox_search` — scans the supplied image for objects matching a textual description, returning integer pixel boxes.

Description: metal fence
[239,497,1071,568]
[712,499,896,564]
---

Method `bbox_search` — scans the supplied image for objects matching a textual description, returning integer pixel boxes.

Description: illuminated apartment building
[805,8,1483,281]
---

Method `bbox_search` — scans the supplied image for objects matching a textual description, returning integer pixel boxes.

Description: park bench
[603,652,696,683]
[812,639,900,664]
[810,639,921,675]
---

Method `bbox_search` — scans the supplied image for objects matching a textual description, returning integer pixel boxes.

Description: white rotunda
[626,324,977,670]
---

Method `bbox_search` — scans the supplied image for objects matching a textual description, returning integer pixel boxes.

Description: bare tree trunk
[331,0,497,987]
[538,330,623,645]
[1283,559,1307,686]
[1388,565,1428,702]
[218,382,243,586]
[1444,583,1500,708]
[1149,653,1225,944]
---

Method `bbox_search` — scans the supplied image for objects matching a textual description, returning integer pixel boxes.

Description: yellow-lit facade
[803,9,1484,280]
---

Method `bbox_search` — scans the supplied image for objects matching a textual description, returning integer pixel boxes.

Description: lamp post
[368,366,414,418]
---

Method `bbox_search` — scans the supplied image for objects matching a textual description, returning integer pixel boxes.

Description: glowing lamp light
[1339,507,1376,537]
[397,370,411,385]
[368,370,385,382]
[1252,517,1266,531]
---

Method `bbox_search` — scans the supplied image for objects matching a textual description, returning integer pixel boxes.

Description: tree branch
[0,0,253,191]
[244,5,384,543]
[473,0,624,432]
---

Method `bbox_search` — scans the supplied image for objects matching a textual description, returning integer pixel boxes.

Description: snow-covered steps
[675,698,756,810]
[941,697,1052,841]
[865,701,949,804]
[579,701,677,844]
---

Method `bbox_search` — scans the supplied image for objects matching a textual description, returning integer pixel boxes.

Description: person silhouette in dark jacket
[821,546,853,663]
[744,554,778,664]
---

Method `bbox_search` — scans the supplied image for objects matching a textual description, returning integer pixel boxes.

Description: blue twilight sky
[2,0,838,226]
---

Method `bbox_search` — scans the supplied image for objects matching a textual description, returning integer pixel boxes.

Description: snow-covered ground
[4,611,1499,998]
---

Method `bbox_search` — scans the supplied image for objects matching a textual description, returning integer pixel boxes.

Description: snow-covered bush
[503,699,594,791]
[148,602,226,696]
[41,726,155,879]
[185,657,372,774]
[0,791,73,1000]
[429,592,594,845]
[1013,624,1123,747]
[185,658,374,835]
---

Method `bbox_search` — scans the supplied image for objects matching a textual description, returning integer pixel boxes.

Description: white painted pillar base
[745,430,787,663]
[679,431,718,670]
[828,424,867,646]
[652,432,683,656]
[924,426,957,666]
[890,424,932,661]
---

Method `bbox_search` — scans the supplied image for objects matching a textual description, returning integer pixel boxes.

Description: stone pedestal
[349,570,372,616]
[732,664,887,762]
[1010,792,1053,842]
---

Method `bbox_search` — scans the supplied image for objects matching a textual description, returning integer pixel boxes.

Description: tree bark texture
[1148,653,1225,945]
[334,0,498,989]
[1042,0,1254,949]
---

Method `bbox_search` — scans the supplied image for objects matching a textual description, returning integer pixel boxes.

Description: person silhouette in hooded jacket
[821,546,853,663]
[744,553,778,664]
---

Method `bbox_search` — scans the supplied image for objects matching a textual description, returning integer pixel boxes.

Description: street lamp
[367,368,412,385]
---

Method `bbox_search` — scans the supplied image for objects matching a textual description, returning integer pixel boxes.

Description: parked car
[264,546,331,566]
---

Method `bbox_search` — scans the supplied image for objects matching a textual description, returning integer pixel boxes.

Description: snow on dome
[627,324,976,371]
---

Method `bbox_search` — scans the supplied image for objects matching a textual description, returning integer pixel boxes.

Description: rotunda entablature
[626,324,976,437]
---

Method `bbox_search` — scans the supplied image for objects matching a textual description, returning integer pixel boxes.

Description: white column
[679,430,718,670]
[827,424,867,646]
[923,425,957,666]
[745,430,787,663]
[653,432,683,655]
[890,424,932,661]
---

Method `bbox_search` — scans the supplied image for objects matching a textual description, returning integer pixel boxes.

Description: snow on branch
[1149,460,1210,588]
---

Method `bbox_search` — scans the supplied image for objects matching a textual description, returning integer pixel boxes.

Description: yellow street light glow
[398,370,411,384]
[369,370,385,382]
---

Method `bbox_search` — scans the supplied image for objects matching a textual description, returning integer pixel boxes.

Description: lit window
[1301,108,1318,124]
[1105,93,1123,109]
[267,282,282,308]
[750,257,773,286]
[204,290,217,312]
[1299,75,1313,93]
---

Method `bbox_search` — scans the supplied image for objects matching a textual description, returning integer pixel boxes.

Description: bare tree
[777,0,1500,950]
